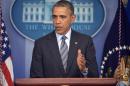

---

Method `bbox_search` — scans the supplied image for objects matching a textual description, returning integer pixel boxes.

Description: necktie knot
[60,35,67,49]
[61,35,67,41]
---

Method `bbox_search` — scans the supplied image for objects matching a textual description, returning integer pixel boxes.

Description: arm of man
[77,37,99,77]
[77,49,88,76]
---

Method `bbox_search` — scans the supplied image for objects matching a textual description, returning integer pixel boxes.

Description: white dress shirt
[56,29,71,51]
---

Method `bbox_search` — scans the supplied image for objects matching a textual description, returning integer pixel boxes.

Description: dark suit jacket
[30,30,99,78]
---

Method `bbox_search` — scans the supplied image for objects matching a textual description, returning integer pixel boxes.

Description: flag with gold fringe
[100,0,130,78]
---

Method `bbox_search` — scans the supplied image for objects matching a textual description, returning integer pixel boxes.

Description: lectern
[15,78,117,86]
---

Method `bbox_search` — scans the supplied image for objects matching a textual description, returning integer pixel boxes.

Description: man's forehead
[53,7,71,13]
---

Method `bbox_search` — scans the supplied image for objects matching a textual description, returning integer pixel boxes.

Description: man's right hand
[76,49,87,72]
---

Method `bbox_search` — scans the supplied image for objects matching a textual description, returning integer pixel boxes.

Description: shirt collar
[56,29,71,41]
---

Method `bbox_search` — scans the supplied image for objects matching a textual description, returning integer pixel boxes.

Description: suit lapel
[47,31,79,76]
[66,31,78,72]
[47,32,65,74]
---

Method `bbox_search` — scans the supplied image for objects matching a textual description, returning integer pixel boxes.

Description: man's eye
[52,15,56,19]
[60,16,66,19]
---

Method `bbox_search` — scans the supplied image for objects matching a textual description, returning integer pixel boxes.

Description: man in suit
[30,0,99,78]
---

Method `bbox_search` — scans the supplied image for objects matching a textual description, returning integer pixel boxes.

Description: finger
[79,59,86,66]
[78,49,82,55]
[79,57,85,61]
[77,49,86,58]
[79,60,85,65]
[79,55,85,61]
[77,57,85,64]
[80,62,86,67]
[77,49,85,61]
[78,60,86,68]
[77,49,83,58]
[77,49,81,56]
[79,57,86,63]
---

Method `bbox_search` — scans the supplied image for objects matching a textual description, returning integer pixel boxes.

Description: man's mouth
[56,26,62,29]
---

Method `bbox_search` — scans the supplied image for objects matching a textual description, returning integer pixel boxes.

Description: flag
[100,0,130,78]
[0,9,14,86]
[126,0,130,22]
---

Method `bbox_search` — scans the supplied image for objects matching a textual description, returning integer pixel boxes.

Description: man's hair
[52,0,74,15]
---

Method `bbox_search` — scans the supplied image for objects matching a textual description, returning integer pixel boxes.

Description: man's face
[52,7,75,35]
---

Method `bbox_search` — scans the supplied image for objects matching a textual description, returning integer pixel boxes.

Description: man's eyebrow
[59,15,66,18]
[52,15,57,18]
[52,15,66,17]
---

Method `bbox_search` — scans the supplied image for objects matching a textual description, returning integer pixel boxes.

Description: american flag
[0,12,14,86]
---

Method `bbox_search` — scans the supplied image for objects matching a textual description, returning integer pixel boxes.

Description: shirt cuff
[81,68,88,77]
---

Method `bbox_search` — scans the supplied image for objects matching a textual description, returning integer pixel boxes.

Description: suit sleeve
[30,40,45,78]
[85,37,99,77]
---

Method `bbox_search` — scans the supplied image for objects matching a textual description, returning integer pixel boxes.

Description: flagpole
[118,0,121,59]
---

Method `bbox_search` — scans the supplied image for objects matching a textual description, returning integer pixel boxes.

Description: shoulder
[72,30,92,41]
[34,31,55,44]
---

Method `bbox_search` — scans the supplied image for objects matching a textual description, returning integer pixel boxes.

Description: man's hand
[114,58,125,81]
[77,49,87,72]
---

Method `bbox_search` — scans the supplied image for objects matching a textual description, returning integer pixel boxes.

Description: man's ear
[71,14,76,23]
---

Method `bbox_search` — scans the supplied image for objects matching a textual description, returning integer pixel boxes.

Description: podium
[15,78,117,86]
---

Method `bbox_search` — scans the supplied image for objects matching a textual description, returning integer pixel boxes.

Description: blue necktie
[60,36,68,71]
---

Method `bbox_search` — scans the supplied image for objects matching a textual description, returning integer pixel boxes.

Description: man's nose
[55,17,61,24]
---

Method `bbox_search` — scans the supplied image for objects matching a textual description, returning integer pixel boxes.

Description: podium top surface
[15,78,117,86]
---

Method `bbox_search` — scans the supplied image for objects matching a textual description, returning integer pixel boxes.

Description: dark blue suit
[30,30,99,78]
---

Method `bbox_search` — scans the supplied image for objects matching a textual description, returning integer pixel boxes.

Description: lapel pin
[75,42,78,45]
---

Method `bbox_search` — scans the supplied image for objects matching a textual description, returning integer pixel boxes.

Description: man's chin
[56,31,65,35]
